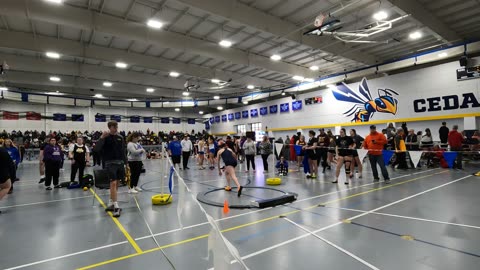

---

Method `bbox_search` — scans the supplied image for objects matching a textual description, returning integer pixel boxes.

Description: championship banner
[53,113,67,121]
[280,103,289,113]
[26,112,41,120]
[292,100,302,111]
[260,107,268,116]
[269,105,278,114]
[250,109,258,117]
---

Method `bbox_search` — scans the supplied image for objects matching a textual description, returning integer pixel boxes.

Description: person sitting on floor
[275,156,289,176]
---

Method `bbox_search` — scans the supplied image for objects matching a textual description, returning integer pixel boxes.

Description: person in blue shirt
[168,136,182,170]
[275,156,289,176]
[3,139,20,194]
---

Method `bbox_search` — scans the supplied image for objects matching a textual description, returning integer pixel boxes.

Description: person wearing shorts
[333,128,355,185]
[0,147,14,214]
[197,138,206,170]
[217,140,243,196]
[207,136,216,170]
[94,121,127,218]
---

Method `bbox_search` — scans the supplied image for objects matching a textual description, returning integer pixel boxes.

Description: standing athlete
[217,141,243,196]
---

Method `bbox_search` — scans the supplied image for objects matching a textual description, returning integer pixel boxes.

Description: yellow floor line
[78,170,444,269]
[90,189,143,254]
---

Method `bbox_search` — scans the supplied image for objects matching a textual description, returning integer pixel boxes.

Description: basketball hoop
[314,14,326,27]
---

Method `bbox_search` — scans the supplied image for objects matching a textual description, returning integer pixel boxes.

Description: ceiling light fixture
[281,90,286,96]
[175,108,180,112]
[163,101,170,104]
[46,51,61,59]
[115,62,128,69]
[409,31,422,40]
[199,111,204,115]
[45,91,64,95]
[242,101,249,105]
[94,94,104,98]
[309,65,319,71]
[211,78,221,84]
[213,95,220,100]
[127,98,138,102]
[247,85,255,90]
[182,91,190,96]
[147,19,164,29]
[304,78,315,83]
[270,54,282,61]
[103,81,112,87]
[292,75,305,81]
[146,88,155,93]
[438,52,448,58]
[45,0,63,4]
[219,40,233,48]
[169,71,180,77]
[217,106,223,110]
[0,87,8,91]
[373,11,388,21]
[49,76,61,82]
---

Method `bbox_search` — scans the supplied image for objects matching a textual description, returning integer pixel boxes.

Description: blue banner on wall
[270,105,278,114]
[143,117,153,123]
[95,114,106,122]
[172,118,181,124]
[72,114,84,122]
[222,115,227,122]
[280,103,289,113]
[228,113,234,121]
[53,113,67,121]
[210,117,215,124]
[215,116,220,123]
[250,109,258,117]
[161,117,170,124]
[205,121,210,130]
[260,107,268,116]
[235,112,241,119]
[130,116,140,123]
[292,100,302,111]
[111,115,121,122]
[188,118,196,125]
[242,110,249,118]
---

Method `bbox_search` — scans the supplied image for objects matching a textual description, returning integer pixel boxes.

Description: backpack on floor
[67,181,81,189]
[80,174,94,188]
[57,181,71,188]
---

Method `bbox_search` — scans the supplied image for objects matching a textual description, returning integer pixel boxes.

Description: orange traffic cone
[223,199,230,214]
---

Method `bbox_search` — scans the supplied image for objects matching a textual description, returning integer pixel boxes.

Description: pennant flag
[242,110,248,118]
[205,121,210,130]
[110,115,121,122]
[172,118,181,124]
[53,113,67,121]
[161,117,170,124]
[26,112,41,120]
[294,144,302,155]
[280,103,289,113]
[143,117,153,123]
[130,116,140,123]
[250,109,258,117]
[270,105,278,113]
[187,118,196,125]
[408,151,423,168]
[21,93,28,102]
[356,149,368,164]
[3,111,19,120]
[215,116,220,123]
[221,115,227,122]
[228,113,234,121]
[443,151,458,168]
[234,112,241,119]
[382,150,395,165]
[275,143,283,157]
[168,166,175,194]
[72,114,84,122]
[292,100,302,111]
[95,114,106,122]
[260,107,268,115]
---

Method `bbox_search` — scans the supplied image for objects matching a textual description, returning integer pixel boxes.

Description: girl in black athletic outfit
[217,141,243,196]
[0,147,14,213]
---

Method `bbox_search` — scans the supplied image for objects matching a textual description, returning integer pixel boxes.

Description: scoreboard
[457,65,480,81]
[305,96,323,105]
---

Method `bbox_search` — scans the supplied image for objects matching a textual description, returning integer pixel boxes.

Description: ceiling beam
[0,0,310,76]
[0,30,277,88]
[386,0,461,43]
[171,0,379,65]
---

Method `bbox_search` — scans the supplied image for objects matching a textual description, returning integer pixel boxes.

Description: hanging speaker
[459,56,468,67]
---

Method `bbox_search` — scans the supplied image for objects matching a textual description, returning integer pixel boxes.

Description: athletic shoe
[134,187,142,192]
[344,181,349,185]
[199,167,205,170]
[46,187,52,190]
[237,186,244,197]
[105,205,115,212]
[38,178,45,184]
[311,174,317,178]
[113,208,122,218]
[305,173,311,178]
[332,179,338,183]
[358,174,362,179]
[54,185,61,189]
[384,179,391,184]
[128,188,138,194]
[186,167,190,170]
[373,178,380,182]
[224,186,232,191]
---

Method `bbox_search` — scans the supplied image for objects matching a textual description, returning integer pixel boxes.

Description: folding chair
[92,169,111,207]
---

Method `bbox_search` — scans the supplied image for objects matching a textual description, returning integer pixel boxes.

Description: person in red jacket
[448,125,464,169]
[363,125,390,183]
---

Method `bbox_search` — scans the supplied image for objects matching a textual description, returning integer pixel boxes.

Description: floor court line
[3,169,438,270]
[77,170,446,269]
[233,174,473,266]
